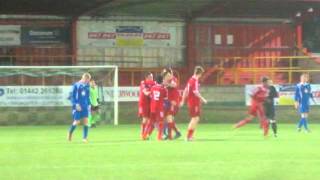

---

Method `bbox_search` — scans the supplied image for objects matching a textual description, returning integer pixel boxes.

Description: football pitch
[0,124,319,180]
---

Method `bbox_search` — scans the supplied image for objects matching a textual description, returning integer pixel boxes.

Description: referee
[264,79,279,137]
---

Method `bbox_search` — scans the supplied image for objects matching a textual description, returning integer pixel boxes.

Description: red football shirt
[139,80,155,106]
[186,75,200,106]
[167,76,180,102]
[251,85,269,103]
[150,84,168,112]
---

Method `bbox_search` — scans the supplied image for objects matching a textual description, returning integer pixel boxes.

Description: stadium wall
[0,18,71,66]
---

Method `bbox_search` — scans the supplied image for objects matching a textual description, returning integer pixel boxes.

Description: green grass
[0,124,319,180]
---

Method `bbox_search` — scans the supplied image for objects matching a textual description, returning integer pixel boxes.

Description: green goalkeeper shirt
[90,86,99,106]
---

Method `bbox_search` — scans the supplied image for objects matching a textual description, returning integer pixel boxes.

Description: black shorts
[264,102,275,120]
[91,105,100,112]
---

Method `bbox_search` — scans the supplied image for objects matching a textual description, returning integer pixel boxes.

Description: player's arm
[294,85,300,109]
[309,86,317,104]
[167,79,178,88]
[193,90,207,104]
[272,86,279,98]
[180,86,188,107]
[249,86,260,99]
[87,86,91,107]
[72,84,82,111]
[193,79,207,104]
[141,82,151,96]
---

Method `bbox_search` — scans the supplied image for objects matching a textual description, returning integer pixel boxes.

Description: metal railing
[1,54,319,85]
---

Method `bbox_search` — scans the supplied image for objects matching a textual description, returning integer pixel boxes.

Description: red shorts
[138,104,150,118]
[188,104,201,118]
[248,101,264,117]
[166,100,180,116]
[150,110,165,122]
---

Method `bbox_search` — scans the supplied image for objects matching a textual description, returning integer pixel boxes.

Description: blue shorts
[72,106,90,120]
[299,104,309,113]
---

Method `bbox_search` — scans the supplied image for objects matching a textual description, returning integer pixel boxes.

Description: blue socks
[69,125,76,134]
[298,118,309,131]
[83,125,89,139]
[303,118,309,130]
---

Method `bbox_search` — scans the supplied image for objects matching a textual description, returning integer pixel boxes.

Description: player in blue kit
[294,73,316,133]
[67,73,91,143]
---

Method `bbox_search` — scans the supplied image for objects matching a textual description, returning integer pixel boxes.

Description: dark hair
[144,72,153,78]
[261,76,269,83]
[156,75,163,84]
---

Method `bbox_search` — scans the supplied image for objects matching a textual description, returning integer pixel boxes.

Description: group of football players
[138,66,207,141]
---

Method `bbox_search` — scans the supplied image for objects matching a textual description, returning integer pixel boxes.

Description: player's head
[155,75,163,84]
[145,72,153,81]
[267,79,273,86]
[261,76,269,87]
[163,67,173,75]
[300,73,309,83]
[82,73,91,83]
[194,66,205,78]
[162,68,172,82]
[90,79,96,87]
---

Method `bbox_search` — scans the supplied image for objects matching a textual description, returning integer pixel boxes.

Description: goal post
[0,65,119,126]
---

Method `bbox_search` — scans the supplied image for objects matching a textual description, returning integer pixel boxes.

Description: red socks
[142,121,154,140]
[141,123,146,138]
[157,122,164,141]
[187,129,194,140]
[262,119,269,136]
[168,122,174,140]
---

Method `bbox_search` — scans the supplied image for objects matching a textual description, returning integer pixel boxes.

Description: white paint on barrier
[0,86,140,107]
[245,84,320,106]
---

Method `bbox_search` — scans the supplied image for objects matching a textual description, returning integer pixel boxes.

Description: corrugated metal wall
[187,22,296,68]
[77,20,185,67]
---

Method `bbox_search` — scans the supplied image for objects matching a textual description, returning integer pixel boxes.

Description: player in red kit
[234,77,270,136]
[138,72,155,139]
[180,66,207,141]
[163,68,182,140]
[143,73,169,141]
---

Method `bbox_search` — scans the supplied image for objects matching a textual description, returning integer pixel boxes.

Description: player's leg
[186,116,199,141]
[141,117,149,138]
[297,114,304,132]
[257,104,269,136]
[301,113,310,132]
[234,115,254,128]
[82,117,89,142]
[186,104,201,141]
[166,115,174,140]
[143,113,155,140]
[234,103,256,128]
[90,107,100,128]
[170,101,182,139]
[68,120,80,141]
[268,105,277,137]
[81,108,90,142]
[139,106,149,138]
[68,109,81,141]
[157,112,165,141]
[162,118,169,140]
[297,105,310,132]
[88,110,96,128]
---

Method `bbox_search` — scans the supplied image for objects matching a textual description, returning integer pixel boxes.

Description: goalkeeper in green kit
[88,79,100,128]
